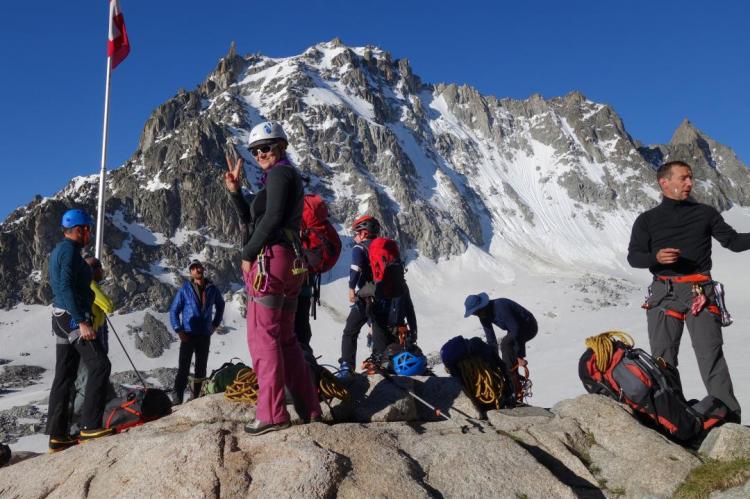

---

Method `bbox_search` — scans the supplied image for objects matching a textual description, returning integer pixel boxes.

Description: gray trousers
[645,279,740,415]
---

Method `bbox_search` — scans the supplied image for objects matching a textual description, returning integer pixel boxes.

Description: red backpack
[300,194,341,274]
[579,339,728,444]
[368,237,406,299]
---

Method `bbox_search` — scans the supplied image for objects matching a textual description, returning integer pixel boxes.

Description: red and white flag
[107,0,130,69]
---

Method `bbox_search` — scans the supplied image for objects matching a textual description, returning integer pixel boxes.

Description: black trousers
[340,299,391,366]
[370,316,395,359]
[47,322,111,436]
[339,300,369,366]
[173,334,211,403]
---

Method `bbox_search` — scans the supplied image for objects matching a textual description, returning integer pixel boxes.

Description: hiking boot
[170,391,183,406]
[244,419,291,436]
[48,435,78,453]
[79,427,116,442]
[335,361,352,379]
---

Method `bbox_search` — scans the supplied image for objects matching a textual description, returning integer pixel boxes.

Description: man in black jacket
[628,160,750,422]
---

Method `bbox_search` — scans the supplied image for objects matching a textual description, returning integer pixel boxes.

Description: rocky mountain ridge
[1,38,748,310]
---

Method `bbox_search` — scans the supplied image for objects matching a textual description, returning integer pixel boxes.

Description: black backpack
[103,388,172,433]
[579,341,728,443]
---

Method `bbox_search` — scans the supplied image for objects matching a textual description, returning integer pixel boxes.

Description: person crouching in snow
[224,121,322,435]
[169,259,225,404]
[464,293,537,396]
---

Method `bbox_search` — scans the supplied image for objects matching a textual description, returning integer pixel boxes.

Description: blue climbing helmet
[392,351,427,376]
[61,209,93,229]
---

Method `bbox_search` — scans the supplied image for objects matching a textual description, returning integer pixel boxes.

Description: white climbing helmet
[248,121,288,148]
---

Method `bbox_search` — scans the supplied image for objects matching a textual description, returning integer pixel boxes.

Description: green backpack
[202,359,250,395]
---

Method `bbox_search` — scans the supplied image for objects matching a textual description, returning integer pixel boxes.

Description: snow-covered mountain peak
[1,41,749,311]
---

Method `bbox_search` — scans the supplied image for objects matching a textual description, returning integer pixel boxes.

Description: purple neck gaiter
[257,158,291,188]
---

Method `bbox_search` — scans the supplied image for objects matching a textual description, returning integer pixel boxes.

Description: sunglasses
[250,143,278,157]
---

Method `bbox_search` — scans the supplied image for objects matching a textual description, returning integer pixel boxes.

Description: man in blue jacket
[169,259,225,404]
[47,209,114,452]
[464,293,538,395]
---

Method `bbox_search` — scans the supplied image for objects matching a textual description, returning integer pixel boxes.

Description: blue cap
[464,293,490,318]
[61,209,93,229]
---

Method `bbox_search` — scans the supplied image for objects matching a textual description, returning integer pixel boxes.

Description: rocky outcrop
[2,388,749,498]
[699,423,750,461]
[128,312,174,358]
[0,365,45,390]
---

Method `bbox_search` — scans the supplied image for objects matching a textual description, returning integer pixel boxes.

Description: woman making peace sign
[224,121,321,435]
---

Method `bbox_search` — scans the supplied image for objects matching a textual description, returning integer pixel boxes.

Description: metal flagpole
[95,53,113,259]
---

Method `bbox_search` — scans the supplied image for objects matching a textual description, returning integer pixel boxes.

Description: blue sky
[1,1,748,221]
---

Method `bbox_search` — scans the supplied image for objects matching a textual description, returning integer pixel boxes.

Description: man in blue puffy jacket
[169,259,225,403]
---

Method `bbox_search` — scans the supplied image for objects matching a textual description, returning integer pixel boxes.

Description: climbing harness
[584,330,634,373]
[656,274,711,284]
[224,368,259,403]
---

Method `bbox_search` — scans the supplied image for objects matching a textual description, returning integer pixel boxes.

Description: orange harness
[657,274,711,284]
[664,305,721,321]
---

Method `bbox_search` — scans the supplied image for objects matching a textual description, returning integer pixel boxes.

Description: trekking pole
[105,315,148,388]
[375,366,468,433]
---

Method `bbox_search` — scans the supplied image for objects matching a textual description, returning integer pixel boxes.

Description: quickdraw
[690,283,708,316]
[252,248,269,292]
[283,228,308,276]
[397,324,409,347]
[512,358,533,404]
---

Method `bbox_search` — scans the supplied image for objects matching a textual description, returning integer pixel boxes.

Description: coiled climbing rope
[584,331,634,372]
[457,356,507,410]
[318,368,350,401]
[224,368,259,403]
